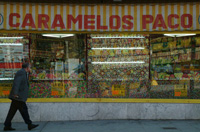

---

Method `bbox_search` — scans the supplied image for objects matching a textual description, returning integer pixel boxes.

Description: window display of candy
[151,35,200,81]
[87,34,150,97]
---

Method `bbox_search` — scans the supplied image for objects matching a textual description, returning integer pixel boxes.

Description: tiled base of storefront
[0,103,200,123]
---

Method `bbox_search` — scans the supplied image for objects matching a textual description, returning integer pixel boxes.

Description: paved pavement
[1,120,200,132]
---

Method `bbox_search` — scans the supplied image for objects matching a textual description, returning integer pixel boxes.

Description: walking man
[4,63,39,131]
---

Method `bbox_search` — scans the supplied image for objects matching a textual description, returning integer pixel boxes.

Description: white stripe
[6,4,10,30]
[187,4,190,30]
[174,5,177,31]
[51,5,54,31]
[57,5,60,31]
[131,6,134,31]
[155,4,158,31]
[75,5,79,31]
[13,5,17,30]
[38,5,42,31]
[69,6,72,31]
[0,4,3,29]
[112,6,115,31]
[19,4,23,30]
[100,5,103,32]
[180,4,184,31]
[149,5,152,31]
[106,6,109,31]
[25,4,29,30]
[162,5,165,31]
[63,5,66,31]
[32,4,36,31]
[168,4,171,31]
[118,6,122,31]
[87,6,91,31]
[193,4,196,30]
[143,5,146,31]
[44,5,48,30]
[124,5,128,31]
[81,6,85,31]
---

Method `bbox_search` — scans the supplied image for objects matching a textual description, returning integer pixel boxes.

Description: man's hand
[13,95,19,98]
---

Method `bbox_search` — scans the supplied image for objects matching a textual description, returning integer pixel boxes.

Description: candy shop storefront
[1,2,200,121]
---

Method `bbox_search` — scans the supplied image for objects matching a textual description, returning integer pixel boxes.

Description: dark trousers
[4,99,32,127]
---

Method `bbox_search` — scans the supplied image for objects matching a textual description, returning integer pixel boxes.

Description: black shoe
[28,124,39,130]
[4,126,16,131]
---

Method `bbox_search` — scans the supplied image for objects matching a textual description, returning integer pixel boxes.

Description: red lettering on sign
[84,15,95,29]
[67,15,82,29]
[38,14,49,29]
[181,14,193,28]
[21,14,36,28]
[142,15,153,29]
[9,13,20,27]
[51,14,65,29]
[168,14,179,28]
[122,15,133,29]
[97,15,108,29]
[153,14,167,29]
[110,15,121,29]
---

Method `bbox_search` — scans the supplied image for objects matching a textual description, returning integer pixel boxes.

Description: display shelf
[32,79,84,81]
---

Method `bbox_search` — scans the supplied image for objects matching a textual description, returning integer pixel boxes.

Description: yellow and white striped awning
[0,2,199,32]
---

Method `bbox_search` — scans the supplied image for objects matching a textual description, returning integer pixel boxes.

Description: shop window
[29,34,87,98]
[150,34,200,99]
[0,33,30,97]
[87,34,150,98]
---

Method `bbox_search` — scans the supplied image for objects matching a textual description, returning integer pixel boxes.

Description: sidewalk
[1,120,200,132]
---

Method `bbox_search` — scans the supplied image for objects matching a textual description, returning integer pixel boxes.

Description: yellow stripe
[146,5,149,31]
[79,5,82,30]
[66,5,69,30]
[134,5,137,31]
[1,29,200,34]
[60,5,64,30]
[41,4,45,30]
[140,5,143,31]
[177,4,181,31]
[16,4,20,30]
[190,3,193,30]
[35,4,38,30]
[152,5,155,31]
[165,4,168,31]
[97,5,100,31]
[197,3,200,30]
[109,5,112,31]
[158,4,162,31]
[48,5,51,30]
[103,5,107,31]
[183,4,187,30]
[22,4,26,30]
[121,6,125,31]
[116,6,119,31]
[128,5,131,31]
[2,98,200,103]
[75,5,80,30]
[29,4,32,30]
[54,5,58,30]
[10,4,13,30]
[3,4,7,29]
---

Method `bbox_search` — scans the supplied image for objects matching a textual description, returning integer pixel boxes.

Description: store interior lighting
[164,34,196,37]
[92,36,145,39]
[42,34,74,38]
[0,78,14,80]
[91,47,145,50]
[92,61,145,64]
[0,43,23,46]
[0,37,23,39]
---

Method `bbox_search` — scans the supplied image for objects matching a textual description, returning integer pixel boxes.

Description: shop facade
[1,2,200,122]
